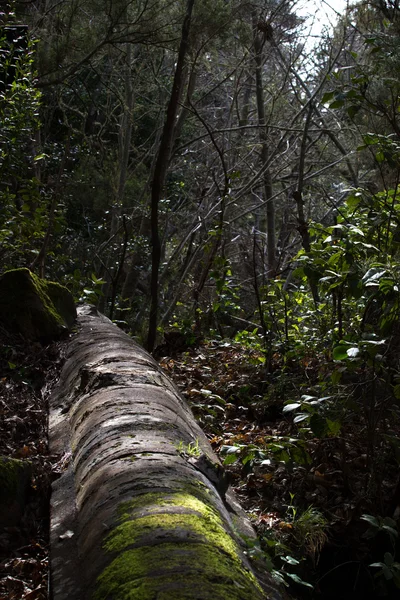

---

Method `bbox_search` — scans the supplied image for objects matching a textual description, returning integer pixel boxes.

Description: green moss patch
[95,543,265,600]
[95,491,265,599]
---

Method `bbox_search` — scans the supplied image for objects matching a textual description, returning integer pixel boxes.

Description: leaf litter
[0,325,68,600]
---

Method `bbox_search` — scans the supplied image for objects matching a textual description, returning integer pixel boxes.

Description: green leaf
[379,278,395,294]
[223,454,239,466]
[329,99,344,109]
[346,194,362,210]
[283,403,301,413]
[321,91,335,104]
[284,572,313,588]
[362,268,387,285]
[376,151,385,163]
[242,453,255,466]
[293,413,309,424]
[281,555,300,565]
[361,514,379,528]
[331,370,342,385]
[333,345,349,360]
[220,445,240,455]
[327,419,341,436]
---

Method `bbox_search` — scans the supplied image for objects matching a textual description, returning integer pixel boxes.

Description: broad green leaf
[200,389,212,396]
[321,91,335,104]
[281,555,300,565]
[220,445,240,455]
[223,454,239,466]
[333,345,349,360]
[331,370,342,385]
[283,403,301,413]
[376,151,385,163]
[329,99,344,109]
[361,514,379,528]
[293,413,309,423]
[284,572,313,588]
[327,419,341,436]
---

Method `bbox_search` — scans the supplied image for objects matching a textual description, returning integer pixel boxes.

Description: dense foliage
[2,0,400,597]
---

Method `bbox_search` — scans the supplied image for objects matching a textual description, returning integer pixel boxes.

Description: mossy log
[0,268,76,340]
[49,306,288,600]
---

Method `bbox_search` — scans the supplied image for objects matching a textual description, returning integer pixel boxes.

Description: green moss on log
[94,491,265,600]
[96,545,264,600]
[0,268,76,340]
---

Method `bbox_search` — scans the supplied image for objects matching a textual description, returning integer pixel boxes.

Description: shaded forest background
[2,0,400,597]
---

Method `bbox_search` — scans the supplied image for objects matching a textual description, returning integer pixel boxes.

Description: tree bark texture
[49,305,287,600]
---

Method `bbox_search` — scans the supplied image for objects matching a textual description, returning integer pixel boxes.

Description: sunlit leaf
[347,347,360,358]
[283,403,301,413]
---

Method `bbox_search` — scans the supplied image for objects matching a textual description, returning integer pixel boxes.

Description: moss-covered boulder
[0,268,77,340]
[0,457,32,527]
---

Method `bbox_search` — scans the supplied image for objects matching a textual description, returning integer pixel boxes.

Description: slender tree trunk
[252,11,276,278]
[147,0,195,352]
[172,67,197,155]
[99,42,134,313]
[239,74,253,126]
[293,103,320,305]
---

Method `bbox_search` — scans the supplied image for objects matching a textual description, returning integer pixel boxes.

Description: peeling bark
[49,305,287,600]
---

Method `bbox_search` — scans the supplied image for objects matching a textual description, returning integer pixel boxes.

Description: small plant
[283,394,341,438]
[361,514,398,545]
[370,552,400,589]
[287,495,328,564]
[175,439,201,458]
[80,273,107,304]
[220,436,311,473]
[361,514,400,592]
[254,522,313,590]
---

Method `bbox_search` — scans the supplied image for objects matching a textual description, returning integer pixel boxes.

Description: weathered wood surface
[49,305,287,600]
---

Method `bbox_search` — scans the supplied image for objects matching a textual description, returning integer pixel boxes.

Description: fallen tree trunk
[49,305,287,600]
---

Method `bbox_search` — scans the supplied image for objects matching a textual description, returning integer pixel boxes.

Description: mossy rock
[0,268,77,340]
[0,457,32,527]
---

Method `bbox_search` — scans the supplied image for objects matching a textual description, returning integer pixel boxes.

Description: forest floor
[0,328,399,599]
[0,327,67,600]
[158,335,400,600]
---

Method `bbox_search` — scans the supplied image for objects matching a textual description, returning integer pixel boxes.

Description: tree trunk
[98,42,135,314]
[147,0,195,352]
[49,305,287,600]
[252,11,276,278]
